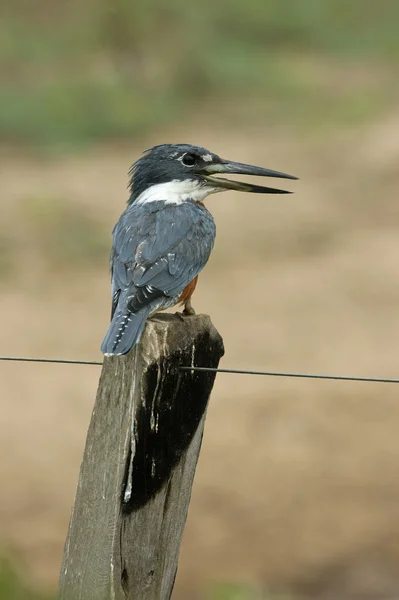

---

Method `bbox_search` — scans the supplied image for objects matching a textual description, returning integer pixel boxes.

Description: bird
[101,143,297,356]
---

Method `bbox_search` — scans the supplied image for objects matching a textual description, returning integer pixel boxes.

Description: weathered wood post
[58,313,224,600]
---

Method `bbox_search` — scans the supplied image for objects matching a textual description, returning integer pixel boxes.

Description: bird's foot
[183,299,196,316]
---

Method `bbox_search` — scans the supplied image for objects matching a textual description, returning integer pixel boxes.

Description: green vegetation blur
[0,556,294,600]
[2,0,399,148]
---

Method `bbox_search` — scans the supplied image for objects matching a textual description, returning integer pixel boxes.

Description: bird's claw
[183,299,196,316]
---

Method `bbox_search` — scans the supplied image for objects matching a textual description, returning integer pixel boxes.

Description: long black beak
[203,159,298,194]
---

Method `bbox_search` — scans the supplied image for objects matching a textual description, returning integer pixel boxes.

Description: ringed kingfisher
[101,143,297,356]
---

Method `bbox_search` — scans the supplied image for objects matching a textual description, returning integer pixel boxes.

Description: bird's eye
[181,153,197,166]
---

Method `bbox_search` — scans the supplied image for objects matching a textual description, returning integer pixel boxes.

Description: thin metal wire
[0,356,102,366]
[180,366,399,384]
[0,355,399,384]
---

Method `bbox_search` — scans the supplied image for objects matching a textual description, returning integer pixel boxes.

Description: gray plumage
[101,143,297,356]
[101,199,216,356]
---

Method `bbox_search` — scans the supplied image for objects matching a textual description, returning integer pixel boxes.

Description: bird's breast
[178,275,198,303]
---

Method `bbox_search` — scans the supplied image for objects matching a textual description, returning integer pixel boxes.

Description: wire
[179,366,399,384]
[0,356,102,366]
[0,355,399,384]
[186,366,399,384]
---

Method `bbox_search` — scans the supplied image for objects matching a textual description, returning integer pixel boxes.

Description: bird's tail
[101,305,152,356]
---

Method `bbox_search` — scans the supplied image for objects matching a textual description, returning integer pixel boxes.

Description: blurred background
[2,0,399,598]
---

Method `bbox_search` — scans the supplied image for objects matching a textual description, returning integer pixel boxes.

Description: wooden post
[58,313,224,600]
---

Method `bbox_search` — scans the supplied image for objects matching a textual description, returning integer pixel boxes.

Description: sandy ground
[2,116,399,598]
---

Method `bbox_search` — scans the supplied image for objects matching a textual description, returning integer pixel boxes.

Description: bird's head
[128,143,297,205]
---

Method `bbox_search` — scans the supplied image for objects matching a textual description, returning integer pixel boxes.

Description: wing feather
[110,200,215,313]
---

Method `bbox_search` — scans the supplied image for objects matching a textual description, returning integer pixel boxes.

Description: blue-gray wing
[110,201,216,314]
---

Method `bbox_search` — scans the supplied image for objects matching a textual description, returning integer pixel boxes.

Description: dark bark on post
[58,313,224,600]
